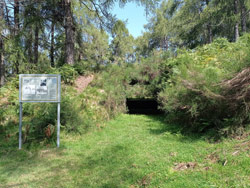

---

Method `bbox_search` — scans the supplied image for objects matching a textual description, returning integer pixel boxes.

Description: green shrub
[46,64,78,84]
[125,52,170,99]
[59,65,78,84]
[158,34,250,132]
[74,60,91,75]
[92,65,127,117]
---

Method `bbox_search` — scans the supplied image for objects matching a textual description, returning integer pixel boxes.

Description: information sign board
[19,74,61,102]
[18,74,61,149]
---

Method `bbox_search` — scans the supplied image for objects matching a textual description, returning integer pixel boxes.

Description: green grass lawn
[0,114,249,188]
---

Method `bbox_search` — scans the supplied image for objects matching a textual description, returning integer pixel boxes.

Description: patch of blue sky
[111,2,149,38]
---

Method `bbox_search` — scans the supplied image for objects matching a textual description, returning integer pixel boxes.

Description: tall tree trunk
[0,3,4,87]
[206,0,212,43]
[234,0,240,41]
[4,1,11,29]
[207,24,212,43]
[162,36,169,51]
[64,0,74,65]
[14,0,20,35]
[34,24,39,64]
[0,38,4,87]
[14,0,20,73]
[50,20,55,67]
[240,0,247,33]
[27,27,33,63]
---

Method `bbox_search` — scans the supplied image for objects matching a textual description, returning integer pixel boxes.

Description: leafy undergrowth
[0,115,249,188]
[159,36,250,131]
[0,71,126,144]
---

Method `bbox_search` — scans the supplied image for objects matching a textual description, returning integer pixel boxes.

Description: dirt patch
[0,97,10,106]
[169,152,177,157]
[234,141,250,152]
[39,148,63,158]
[206,152,220,163]
[137,173,154,187]
[203,166,211,171]
[173,162,197,171]
[75,75,94,93]
[232,150,240,156]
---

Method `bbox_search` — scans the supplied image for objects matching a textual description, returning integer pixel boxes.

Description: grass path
[0,115,249,188]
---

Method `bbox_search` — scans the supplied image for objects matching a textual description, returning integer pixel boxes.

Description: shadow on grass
[0,130,68,187]
[1,119,137,187]
[70,143,141,187]
[145,115,221,142]
[0,158,73,188]
[0,134,141,187]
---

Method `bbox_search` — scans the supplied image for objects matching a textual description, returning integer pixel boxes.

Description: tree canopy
[0,0,250,85]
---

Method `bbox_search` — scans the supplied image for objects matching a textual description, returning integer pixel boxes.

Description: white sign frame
[19,74,61,103]
[18,74,61,149]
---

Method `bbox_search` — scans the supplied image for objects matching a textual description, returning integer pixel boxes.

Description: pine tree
[0,1,5,87]
[110,20,135,65]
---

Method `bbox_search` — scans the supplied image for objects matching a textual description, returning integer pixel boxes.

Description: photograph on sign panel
[40,78,47,86]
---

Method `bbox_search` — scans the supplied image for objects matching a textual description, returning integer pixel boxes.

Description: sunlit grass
[0,114,249,187]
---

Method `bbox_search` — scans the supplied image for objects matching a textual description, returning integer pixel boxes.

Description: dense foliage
[0,70,127,145]
[158,35,250,133]
[1,0,250,146]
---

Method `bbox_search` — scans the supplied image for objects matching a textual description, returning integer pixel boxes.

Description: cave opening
[126,98,163,115]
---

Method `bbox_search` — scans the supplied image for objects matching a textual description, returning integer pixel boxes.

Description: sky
[111,2,149,38]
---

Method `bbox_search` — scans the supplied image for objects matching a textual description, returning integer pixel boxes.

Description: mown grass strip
[0,114,249,188]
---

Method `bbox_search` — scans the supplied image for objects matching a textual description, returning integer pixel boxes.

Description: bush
[58,65,78,84]
[74,60,92,75]
[92,65,128,118]
[125,52,170,99]
[158,35,250,132]
[46,64,78,84]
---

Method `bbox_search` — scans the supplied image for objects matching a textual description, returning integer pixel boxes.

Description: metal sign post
[57,102,60,147]
[19,74,61,149]
[19,102,22,150]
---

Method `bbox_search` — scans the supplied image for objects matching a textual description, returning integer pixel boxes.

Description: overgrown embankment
[0,66,127,146]
[158,36,250,133]
[1,35,250,146]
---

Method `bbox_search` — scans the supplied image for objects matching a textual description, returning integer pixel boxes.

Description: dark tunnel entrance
[126,98,163,115]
